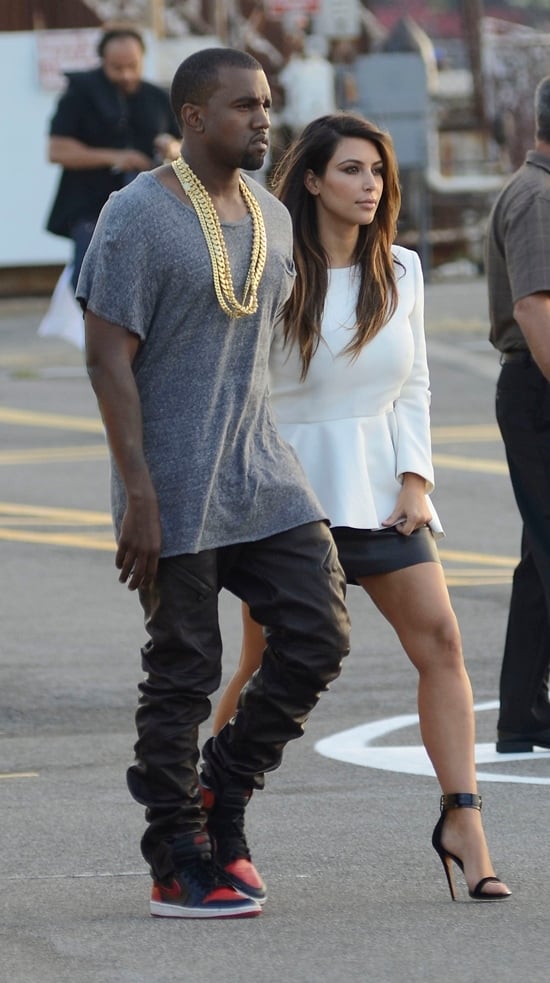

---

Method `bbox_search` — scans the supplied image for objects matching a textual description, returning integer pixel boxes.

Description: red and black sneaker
[200,780,268,906]
[150,851,260,919]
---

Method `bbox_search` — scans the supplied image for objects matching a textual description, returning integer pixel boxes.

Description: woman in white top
[214,114,510,902]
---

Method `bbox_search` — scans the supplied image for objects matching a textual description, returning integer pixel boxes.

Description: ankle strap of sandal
[440,793,482,812]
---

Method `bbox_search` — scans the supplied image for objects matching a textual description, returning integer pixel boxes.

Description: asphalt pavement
[1,278,549,983]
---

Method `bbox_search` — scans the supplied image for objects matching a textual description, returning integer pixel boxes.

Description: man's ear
[181,103,205,133]
[304,169,319,195]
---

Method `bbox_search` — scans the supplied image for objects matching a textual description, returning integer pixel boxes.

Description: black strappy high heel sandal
[432,793,511,901]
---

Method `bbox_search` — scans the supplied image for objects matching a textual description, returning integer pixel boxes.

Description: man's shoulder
[62,70,169,107]
[243,176,290,222]
[243,175,279,204]
[99,174,163,223]
[113,171,160,202]
[135,78,171,105]
[498,153,550,203]
[525,149,550,175]
[62,67,104,93]
[490,163,533,226]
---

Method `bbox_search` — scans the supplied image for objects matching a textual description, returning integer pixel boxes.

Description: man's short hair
[170,47,263,126]
[535,75,550,143]
[97,25,146,58]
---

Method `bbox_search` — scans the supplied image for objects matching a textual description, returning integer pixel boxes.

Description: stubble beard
[240,149,266,172]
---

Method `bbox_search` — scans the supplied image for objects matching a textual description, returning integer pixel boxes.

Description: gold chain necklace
[172,156,267,318]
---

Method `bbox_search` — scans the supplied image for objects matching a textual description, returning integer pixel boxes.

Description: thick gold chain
[171,156,267,318]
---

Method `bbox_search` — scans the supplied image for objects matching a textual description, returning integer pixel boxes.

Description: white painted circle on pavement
[315,701,550,785]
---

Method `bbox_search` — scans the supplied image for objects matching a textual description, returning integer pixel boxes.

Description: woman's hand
[382,472,432,536]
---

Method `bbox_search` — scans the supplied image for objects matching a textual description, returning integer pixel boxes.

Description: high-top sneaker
[200,779,267,905]
[149,831,261,918]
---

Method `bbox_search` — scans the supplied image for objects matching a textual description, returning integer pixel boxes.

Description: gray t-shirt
[78,171,325,555]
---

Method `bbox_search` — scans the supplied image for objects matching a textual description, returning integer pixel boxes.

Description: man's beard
[240,149,266,171]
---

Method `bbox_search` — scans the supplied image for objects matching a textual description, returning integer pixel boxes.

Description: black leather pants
[496,358,550,731]
[126,521,350,879]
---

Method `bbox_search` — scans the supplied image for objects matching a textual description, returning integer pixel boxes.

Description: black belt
[499,350,531,365]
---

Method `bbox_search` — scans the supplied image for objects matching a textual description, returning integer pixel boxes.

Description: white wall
[0,32,71,266]
[0,31,217,268]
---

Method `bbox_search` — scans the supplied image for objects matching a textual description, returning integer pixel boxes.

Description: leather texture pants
[496,357,550,731]
[126,521,350,880]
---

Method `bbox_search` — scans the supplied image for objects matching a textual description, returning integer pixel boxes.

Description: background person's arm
[49,135,153,172]
[153,133,181,162]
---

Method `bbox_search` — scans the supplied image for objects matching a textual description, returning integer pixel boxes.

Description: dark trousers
[496,358,550,731]
[70,219,96,293]
[126,521,350,880]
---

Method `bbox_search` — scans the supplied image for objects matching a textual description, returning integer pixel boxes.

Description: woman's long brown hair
[271,113,402,378]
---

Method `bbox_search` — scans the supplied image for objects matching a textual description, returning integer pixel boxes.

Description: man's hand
[49,136,152,172]
[116,491,162,591]
[111,148,154,173]
[153,133,181,162]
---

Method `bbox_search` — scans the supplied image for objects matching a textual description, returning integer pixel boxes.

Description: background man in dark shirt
[486,75,550,753]
[45,24,180,292]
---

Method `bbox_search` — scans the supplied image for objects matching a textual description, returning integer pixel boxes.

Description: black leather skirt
[331,525,440,585]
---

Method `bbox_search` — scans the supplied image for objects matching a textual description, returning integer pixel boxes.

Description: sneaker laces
[171,852,224,893]
[209,789,251,865]
[171,834,222,890]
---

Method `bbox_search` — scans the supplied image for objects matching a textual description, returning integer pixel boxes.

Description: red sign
[35,29,101,91]
[265,0,320,15]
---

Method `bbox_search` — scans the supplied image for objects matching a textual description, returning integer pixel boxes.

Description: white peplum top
[268,245,444,537]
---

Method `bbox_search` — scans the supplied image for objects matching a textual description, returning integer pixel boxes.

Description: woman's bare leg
[212,603,265,735]
[359,561,509,895]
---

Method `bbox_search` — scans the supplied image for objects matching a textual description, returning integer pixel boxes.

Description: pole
[460,0,487,140]
[149,0,165,38]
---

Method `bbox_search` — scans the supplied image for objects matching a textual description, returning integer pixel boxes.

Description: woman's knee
[429,612,464,666]
[404,610,464,673]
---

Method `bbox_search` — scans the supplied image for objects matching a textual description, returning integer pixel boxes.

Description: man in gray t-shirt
[79,47,350,919]
[79,166,321,556]
[486,75,550,754]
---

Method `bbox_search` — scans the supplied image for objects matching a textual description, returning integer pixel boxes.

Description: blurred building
[2,0,549,292]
